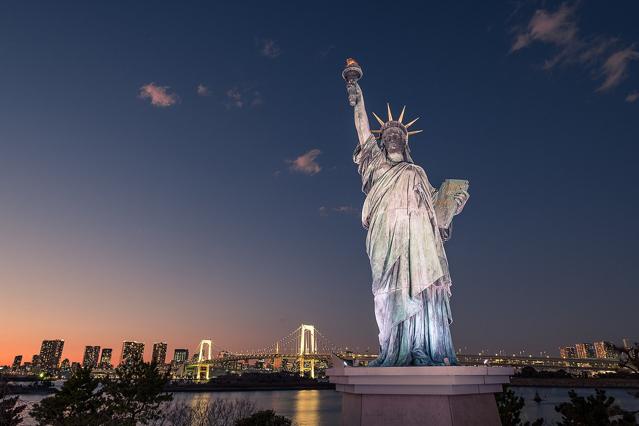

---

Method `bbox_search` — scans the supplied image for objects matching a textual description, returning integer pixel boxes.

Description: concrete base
[326,360,513,426]
[340,392,501,426]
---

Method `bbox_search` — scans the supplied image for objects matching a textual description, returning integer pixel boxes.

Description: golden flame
[346,58,359,67]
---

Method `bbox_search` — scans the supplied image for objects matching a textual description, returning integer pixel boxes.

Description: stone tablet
[434,179,469,229]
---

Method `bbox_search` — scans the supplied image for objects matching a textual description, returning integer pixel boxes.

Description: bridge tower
[198,339,212,362]
[299,324,316,355]
[298,324,317,378]
[194,339,213,381]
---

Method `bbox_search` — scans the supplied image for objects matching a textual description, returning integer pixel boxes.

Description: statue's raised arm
[342,59,372,145]
[352,82,373,145]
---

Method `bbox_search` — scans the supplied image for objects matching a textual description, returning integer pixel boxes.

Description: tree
[614,343,639,374]
[30,367,110,425]
[156,399,257,426]
[0,380,26,426]
[234,410,292,426]
[30,361,172,426]
[555,389,637,425]
[495,388,543,426]
[101,361,172,425]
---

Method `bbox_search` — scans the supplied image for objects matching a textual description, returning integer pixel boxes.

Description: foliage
[555,389,637,425]
[614,343,639,374]
[30,367,110,425]
[234,410,292,426]
[0,380,27,426]
[153,399,257,426]
[30,361,172,426]
[101,361,172,425]
[495,388,543,426]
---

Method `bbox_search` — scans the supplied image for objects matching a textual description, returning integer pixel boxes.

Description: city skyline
[1,1,638,365]
[3,334,635,367]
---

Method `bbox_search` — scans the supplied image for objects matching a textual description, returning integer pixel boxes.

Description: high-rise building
[575,343,596,359]
[152,342,168,365]
[100,348,113,368]
[594,341,617,359]
[120,341,145,365]
[622,338,634,349]
[559,346,577,359]
[12,355,23,369]
[39,340,65,370]
[31,354,40,366]
[173,349,189,364]
[82,346,101,368]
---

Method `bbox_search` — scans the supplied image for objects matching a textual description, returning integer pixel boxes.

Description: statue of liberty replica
[343,59,469,367]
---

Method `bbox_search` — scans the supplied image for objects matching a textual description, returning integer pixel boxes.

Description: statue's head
[372,104,422,163]
[382,125,407,162]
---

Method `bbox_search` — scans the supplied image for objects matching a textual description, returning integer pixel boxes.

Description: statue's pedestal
[326,362,512,426]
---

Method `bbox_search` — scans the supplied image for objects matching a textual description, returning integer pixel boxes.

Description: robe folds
[354,136,457,366]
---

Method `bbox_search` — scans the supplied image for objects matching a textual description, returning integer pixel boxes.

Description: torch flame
[346,58,359,67]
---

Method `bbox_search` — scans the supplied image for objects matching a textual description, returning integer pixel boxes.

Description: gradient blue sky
[1,0,638,364]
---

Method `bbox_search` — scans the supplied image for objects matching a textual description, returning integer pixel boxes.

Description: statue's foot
[412,355,436,366]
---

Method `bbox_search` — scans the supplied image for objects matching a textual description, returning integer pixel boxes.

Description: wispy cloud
[257,38,281,58]
[319,205,357,216]
[197,84,210,96]
[225,87,263,109]
[511,3,578,53]
[510,2,638,94]
[138,83,178,107]
[226,88,243,108]
[597,47,639,92]
[626,91,639,103]
[287,149,321,175]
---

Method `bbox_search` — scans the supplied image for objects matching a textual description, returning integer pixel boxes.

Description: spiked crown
[371,104,423,140]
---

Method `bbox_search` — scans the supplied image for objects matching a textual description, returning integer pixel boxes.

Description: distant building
[39,340,65,370]
[594,341,617,359]
[82,346,101,368]
[559,346,577,359]
[575,343,596,359]
[12,355,22,369]
[100,348,113,368]
[622,338,634,349]
[31,354,40,366]
[152,342,168,365]
[173,349,189,364]
[120,341,144,365]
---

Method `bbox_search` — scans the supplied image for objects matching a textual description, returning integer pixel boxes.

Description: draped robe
[354,135,457,366]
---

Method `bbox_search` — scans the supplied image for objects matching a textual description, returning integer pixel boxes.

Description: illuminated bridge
[183,324,622,381]
[186,324,338,380]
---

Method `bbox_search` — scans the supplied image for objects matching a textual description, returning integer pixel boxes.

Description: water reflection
[172,390,341,425]
[294,390,320,425]
[17,387,639,425]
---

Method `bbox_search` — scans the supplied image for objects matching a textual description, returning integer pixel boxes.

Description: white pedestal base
[326,362,512,426]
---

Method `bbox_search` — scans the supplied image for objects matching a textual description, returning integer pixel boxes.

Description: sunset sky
[1,1,638,365]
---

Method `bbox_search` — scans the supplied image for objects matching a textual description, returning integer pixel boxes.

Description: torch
[342,58,363,107]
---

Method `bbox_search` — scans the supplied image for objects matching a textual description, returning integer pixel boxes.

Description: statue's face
[382,127,406,160]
